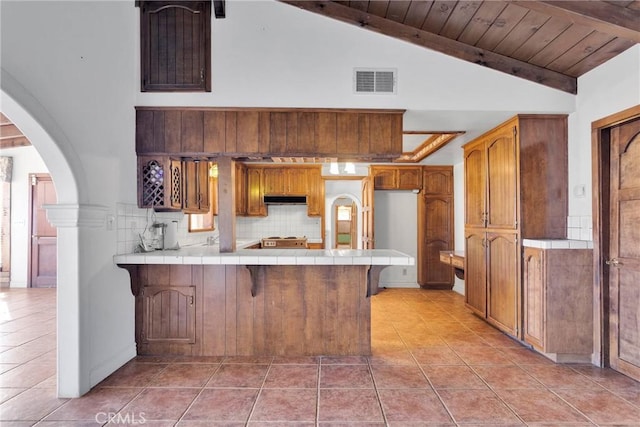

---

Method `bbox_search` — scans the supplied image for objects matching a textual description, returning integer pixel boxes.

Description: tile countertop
[522,239,593,250]
[113,239,415,266]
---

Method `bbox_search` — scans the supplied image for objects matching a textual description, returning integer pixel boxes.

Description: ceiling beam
[0,136,31,149]
[512,1,640,43]
[394,132,464,163]
[280,0,577,94]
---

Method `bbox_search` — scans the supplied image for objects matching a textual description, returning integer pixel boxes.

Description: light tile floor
[1,287,640,426]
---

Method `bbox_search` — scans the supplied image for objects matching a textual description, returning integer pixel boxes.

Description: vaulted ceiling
[280,0,640,94]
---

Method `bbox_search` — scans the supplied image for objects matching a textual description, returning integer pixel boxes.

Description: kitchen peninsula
[115,246,414,357]
[122,108,414,357]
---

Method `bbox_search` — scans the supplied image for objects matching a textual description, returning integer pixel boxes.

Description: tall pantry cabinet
[463,115,568,338]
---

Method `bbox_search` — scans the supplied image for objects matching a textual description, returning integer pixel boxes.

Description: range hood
[263,195,307,205]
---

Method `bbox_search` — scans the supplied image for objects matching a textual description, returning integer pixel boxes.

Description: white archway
[325,193,363,250]
[2,70,91,397]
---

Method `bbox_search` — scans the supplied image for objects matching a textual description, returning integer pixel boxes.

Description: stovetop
[261,236,308,248]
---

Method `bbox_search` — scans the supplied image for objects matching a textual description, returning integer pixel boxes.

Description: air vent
[354,68,397,94]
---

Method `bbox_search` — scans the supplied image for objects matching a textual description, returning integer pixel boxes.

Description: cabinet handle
[606,258,623,267]
[189,296,194,305]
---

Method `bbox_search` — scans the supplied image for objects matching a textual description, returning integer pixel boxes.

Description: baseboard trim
[89,343,136,388]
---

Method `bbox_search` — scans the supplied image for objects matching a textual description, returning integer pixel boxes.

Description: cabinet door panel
[183,161,199,212]
[246,168,266,216]
[183,160,209,214]
[486,232,519,336]
[465,231,487,316]
[487,131,517,229]
[372,167,397,190]
[235,163,247,215]
[464,146,486,227]
[423,168,453,195]
[142,286,196,343]
[397,167,422,190]
[523,247,545,350]
[140,1,210,92]
[263,168,286,194]
[306,168,324,216]
[287,169,308,195]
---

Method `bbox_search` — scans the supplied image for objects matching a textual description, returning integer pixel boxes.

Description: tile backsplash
[567,215,593,241]
[116,203,321,254]
[236,205,321,240]
[116,203,215,254]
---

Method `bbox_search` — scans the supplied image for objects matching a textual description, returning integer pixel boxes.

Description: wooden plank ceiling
[0,113,30,149]
[280,0,640,94]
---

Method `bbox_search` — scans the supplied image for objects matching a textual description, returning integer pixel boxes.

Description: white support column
[46,204,107,398]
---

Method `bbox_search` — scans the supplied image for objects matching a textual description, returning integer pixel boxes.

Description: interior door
[361,175,374,249]
[29,174,57,288]
[609,116,640,381]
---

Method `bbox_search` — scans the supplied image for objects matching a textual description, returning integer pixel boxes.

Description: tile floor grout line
[401,329,459,426]
[315,358,321,426]
[154,359,221,426]
[366,354,389,426]
[244,359,273,424]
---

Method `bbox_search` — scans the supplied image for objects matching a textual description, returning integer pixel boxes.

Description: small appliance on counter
[150,222,167,250]
[164,220,180,250]
[261,236,308,248]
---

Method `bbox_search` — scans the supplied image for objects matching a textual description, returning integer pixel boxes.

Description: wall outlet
[402,268,407,276]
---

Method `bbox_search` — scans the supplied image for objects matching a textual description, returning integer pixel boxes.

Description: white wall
[2,0,637,397]
[1,146,49,287]
[570,45,640,218]
[453,162,465,295]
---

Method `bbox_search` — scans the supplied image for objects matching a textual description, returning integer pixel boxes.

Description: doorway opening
[334,198,357,249]
[327,193,362,250]
[28,174,57,288]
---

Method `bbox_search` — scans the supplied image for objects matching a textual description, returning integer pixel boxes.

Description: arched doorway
[2,80,84,397]
[326,193,362,250]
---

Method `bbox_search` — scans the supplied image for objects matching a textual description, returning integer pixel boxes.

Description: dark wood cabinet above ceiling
[139,1,212,92]
[135,107,405,160]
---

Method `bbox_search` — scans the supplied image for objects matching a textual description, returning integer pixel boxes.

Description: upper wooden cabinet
[263,168,308,195]
[139,1,211,92]
[464,115,568,237]
[138,155,183,211]
[370,165,422,190]
[138,156,211,213]
[245,167,266,217]
[234,162,247,215]
[239,164,323,217]
[135,107,405,159]
[182,160,210,214]
[306,167,324,217]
